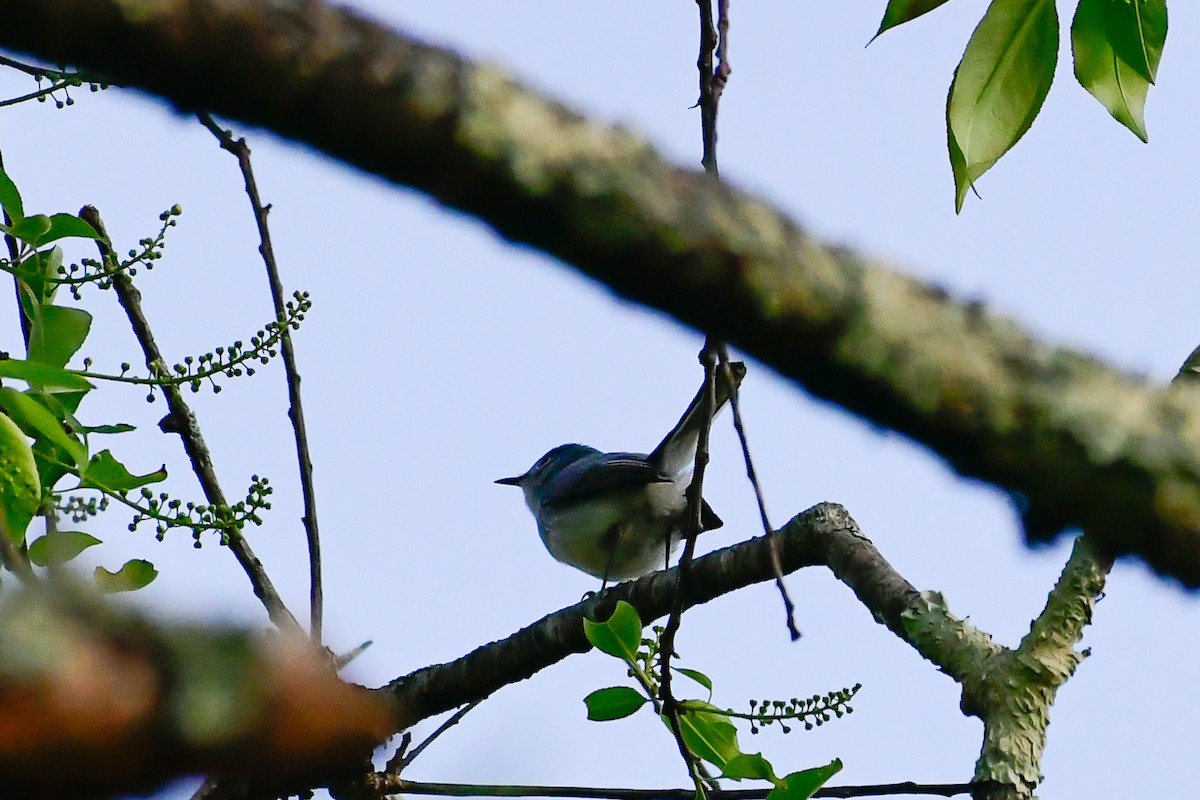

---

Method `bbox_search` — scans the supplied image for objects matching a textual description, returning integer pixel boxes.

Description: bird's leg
[599,522,623,593]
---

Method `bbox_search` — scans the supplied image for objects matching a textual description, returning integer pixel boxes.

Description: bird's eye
[533,453,553,472]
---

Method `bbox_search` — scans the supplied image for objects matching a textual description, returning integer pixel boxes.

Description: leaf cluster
[0,166,293,590]
[874,0,1168,210]
[583,602,846,800]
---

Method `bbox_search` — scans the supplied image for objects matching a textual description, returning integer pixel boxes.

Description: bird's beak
[494,475,525,486]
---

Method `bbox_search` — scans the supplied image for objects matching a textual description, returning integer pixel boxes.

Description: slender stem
[716,347,800,639]
[78,205,301,635]
[390,700,482,773]
[197,112,325,642]
[374,778,974,799]
[658,343,718,799]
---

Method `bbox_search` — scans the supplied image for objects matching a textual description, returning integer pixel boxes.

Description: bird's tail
[649,361,747,477]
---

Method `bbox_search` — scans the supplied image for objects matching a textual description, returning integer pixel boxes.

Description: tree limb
[0,584,391,800]
[1,0,1195,585]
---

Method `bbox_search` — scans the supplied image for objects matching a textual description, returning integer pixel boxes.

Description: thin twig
[715,346,800,639]
[374,778,974,799]
[651,3,734,791]
[658,341,719,798]
[0,54,56,78]
[197,111,325,642]
[78,205,302,635]
[695,0,721,176]
[388,700,482,774]
[0,82,71,109]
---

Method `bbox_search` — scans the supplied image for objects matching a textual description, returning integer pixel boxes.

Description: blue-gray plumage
[496,363,746,581]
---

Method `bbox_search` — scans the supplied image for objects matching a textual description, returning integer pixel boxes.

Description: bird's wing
[542,452,671,507]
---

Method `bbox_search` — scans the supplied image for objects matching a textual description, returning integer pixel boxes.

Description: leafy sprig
[584,602,847,800]
[124,475,273,545]
[77,291,311,397]
[0,56,108,110]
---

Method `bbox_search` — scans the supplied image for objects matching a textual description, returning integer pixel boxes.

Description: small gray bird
[496,363,746,583]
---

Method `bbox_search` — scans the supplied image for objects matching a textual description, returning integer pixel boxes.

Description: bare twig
[78,205,302,634]
[695,0,720,176]
[658,342,720,797]
[372,778,973,799]
[715,345,800,639]
[196,111,325,642]
[388,700,482,774]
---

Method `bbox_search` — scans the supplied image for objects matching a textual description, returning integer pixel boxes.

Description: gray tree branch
[1,0,1195,585]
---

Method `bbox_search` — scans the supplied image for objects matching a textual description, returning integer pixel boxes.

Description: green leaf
[671,701,742,771]
[40,389,88,416]
[0,358,93,391]
[0,167,24,220]
[873,0,955,40]
[723,753,779,783]
[584,601,643,662]
[0,410,41,542]
[94,558,158,592]
[947,0,1059,212]
[81,449,166,493]
[31,438,71,495]
[767,761,844,800]
[584,686,648,721]
[1072,0,1167,142]
[28,530,102,566]
[28,305,92,370]
[0,387,87,468]
[675,667,714,693]
[34,213,102,247]
[6,214,52,246]
[14,247,63,306]
[77,423,136,435]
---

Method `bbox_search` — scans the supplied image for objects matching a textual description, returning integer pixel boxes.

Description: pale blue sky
[1,2,1196,797]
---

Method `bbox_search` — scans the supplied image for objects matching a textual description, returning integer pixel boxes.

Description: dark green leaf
[0,359,93,391]
[0,167,23,220]
[6,214,51,246]
[81,449,166,493]
[29,305,92,370]
[0,387,86,468]
[670,701,741,771]
[675,667,714,693]
[947,0,1059,212]
[1072,0,1167,142]
[767,761,844,800]
[14,248,63,306]
[94,559,158,592]
[78,423,136,435]
[584,686,648,721]
[28,530,102,566]
[723,753,779,783]
[873,0,955,40]
[584,600,643,661]
[31,437,71,494]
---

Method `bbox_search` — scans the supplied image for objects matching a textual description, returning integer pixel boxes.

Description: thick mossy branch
[1,0,1197,585]
[965,539,1111,798]
[0,584,390,800]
